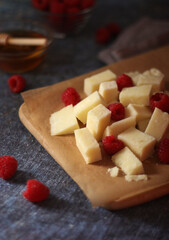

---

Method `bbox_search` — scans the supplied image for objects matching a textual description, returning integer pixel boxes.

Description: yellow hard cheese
[74,128,102,164]
[50,105,79,135]
[126,104,152,122]
[103,116,136,137]
[84,69,116,96]
[108,167,119,177]
[119,85,152,106]
[145,107,169,141]
[99,81,119,104]
[86,104,111,141]
[112,147,144,175]
[118,127,156,161]
[137,118,150,132]
[137,68,164,93]
[125,71,141,85]
[125,174,148,182]
[74,91,104,124]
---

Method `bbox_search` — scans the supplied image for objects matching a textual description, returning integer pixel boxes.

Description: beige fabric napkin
[98,17,169,64]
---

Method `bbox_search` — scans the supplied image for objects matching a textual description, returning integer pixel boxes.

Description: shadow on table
[32,194,72,212]
[8,170,35,184]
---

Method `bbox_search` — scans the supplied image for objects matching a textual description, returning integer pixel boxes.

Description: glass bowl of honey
[0,17,54,73]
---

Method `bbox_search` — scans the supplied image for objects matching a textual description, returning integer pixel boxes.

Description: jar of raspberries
[32,0,96,36]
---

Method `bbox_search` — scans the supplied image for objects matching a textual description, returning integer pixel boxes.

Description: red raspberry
[81,0,95,9]
[64,0,81,7]
[102,135,125,155]
[150,93,169,113]
[23,179,50,202]
[61,87,81,106]
[95,27,111,44]
[157,138,169,164]
[107,103,125,121]
[106,22,121,36]
[49,0,66,14]
[116,74,133,91]
[66,7,81,20]
[8,75,26,93]
[32,0,49,11]
[0,156,18,180]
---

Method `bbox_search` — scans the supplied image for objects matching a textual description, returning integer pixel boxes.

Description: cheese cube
[119,85,152,106]
[99,81,119,104]
[126,104,152,122]
[74,91,104,124]
[137,68,164,93]
[103,116,136,137]
[112,147,144,175]
[50,105,79,135]
[125,174,148,182]
[125,71,141,85]
[108,167,119,177]
[74,128,102,164]
[118,127,156,161]
[137,118,150,132]
[86,104,111,141]
[84,69,116,95]
[145,107,169,141]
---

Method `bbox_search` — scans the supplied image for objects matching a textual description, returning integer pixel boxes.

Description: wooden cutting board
[19,45,169,210]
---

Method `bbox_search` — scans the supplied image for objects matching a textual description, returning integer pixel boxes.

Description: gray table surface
[0,0,169,239]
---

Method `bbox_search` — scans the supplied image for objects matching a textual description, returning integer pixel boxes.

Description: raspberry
[95,27,111,44]
[67,6,80,13]
[23,179,50,202]
[0,156,18,180]
[102,135,125,155]
[107,103,125,121]
[116,74,133,91]
[8,75,26,93]
[64,0,81,7]
[66,7,81,20]
[61,87,81,106]
[150,93,169,113]
[49,0,66,14]
[106,22,121,36]
[81,0,95,9]
[32,0,49,11]
[157,138,169,164]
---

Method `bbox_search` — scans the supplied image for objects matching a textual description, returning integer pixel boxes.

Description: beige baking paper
[19,45,169,210]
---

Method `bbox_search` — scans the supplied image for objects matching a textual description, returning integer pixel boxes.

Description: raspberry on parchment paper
[157,138,169,164]
[107,102,125,121]
[61,87,81,106]
[150,92,169,113]
[116,73,133,91]
[102,135,125,155]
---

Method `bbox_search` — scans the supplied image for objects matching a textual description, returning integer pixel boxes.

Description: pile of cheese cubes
[50,68,169,181]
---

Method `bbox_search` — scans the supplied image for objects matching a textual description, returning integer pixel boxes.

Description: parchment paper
[19,45,169,210]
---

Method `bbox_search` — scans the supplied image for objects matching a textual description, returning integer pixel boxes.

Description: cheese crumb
[125,174,148,182]
[108,167,119,177]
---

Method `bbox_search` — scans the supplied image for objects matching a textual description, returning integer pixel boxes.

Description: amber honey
[0,30,48,73]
